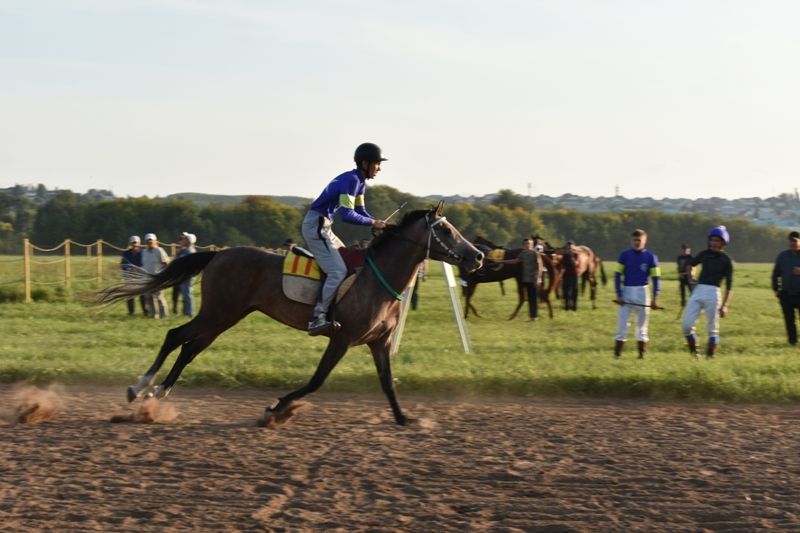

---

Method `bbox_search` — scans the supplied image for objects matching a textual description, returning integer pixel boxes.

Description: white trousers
[682,283,720,340]
[301,211,346,318]
[615,285,650,342]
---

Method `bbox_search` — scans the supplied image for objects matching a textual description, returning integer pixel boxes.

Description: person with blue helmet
[301,143,388,336]
[681,225,734,358]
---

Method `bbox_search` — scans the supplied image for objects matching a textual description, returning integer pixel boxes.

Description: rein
[366,211,463,300]
[366,251,405,301]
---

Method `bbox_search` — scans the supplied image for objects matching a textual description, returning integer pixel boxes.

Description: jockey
[681,225,734,358]
[301,143,388,335]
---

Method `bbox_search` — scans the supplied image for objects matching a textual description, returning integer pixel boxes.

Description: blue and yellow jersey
[614,248,661,297]
[309,169,373,226]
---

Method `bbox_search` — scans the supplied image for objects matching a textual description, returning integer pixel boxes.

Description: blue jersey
[309,169,373,226]
[614,248,661,298]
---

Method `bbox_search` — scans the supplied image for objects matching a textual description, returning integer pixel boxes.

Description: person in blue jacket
[301,143,388,335]
[613,228,661,358]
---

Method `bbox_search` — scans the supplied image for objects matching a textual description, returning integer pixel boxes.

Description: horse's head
[425,201,484,272]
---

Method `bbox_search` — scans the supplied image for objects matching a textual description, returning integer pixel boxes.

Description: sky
[1,0,798,200]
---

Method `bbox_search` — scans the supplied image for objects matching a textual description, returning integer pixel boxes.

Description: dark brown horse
[460,236,555,320]
[549,244,608,309]
[98,203,483,426]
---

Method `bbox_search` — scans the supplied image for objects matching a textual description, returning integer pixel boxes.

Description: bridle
[425,212,463,262]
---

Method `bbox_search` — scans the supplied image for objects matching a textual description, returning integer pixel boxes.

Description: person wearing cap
[771,231,800,345]
[560,240,579,311]
[613,229,661,359]
[172,232,197,316]
[681,225,734,358]
[120,235,146,316]
[300,142,388,336]
[141,233,170,319]
[676,244,694,307]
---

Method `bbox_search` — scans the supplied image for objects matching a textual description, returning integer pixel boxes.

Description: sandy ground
[1,384,800,532]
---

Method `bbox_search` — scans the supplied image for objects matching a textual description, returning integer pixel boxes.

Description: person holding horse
[301,142,388,335]
[561,241,579,311]
[519,237,544,320]
[613,229,661,359]
[682,226,734,358]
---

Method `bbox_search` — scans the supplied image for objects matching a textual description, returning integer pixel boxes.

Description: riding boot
[686,335,698,358]
[637,341,647,359]
[706,339,718,359]
[614,340,624,358]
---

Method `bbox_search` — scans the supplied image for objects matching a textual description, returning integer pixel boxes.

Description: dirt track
[2,384,800,532]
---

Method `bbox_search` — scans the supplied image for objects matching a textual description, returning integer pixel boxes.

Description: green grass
[1,261,799,403]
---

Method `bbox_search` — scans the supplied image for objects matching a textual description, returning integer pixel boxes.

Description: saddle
[282,247,364,305]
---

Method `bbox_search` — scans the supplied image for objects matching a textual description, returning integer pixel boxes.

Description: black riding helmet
[354,142,388,164]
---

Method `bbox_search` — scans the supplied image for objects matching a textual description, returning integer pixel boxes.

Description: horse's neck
[369,233,426,296]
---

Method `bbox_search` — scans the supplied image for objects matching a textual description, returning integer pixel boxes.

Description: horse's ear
[435,200,444,217]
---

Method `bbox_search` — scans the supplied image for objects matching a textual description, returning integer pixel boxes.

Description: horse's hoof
[256,402,305,428]
[126,386,140,403]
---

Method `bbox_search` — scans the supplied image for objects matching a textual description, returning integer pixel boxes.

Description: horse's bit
[425,213,463,262]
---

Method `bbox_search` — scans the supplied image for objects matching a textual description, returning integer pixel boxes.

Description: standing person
[681,226,734,358]
[120,235,145,316]
[174,232,197,317]
[301,142,387,335]
[519,237,544,320]
[613,229,661,358]
[677,244,694,307]
[771,231,800,345]
[561,241,579,311]
[141,232,170,319]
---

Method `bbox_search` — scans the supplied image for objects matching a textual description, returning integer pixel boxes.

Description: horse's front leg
[368,334,407,425]
[127,323,191,402]
[259,336,349,427]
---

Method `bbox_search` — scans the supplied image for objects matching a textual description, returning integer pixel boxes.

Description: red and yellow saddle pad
[282,253,321,281]
[487,249,505,262]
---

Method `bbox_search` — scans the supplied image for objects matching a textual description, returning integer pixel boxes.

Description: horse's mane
[368,209,431,251]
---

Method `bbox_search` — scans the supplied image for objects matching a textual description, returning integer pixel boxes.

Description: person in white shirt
[141,232,169,319]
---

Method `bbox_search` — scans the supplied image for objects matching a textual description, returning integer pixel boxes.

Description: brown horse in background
[549,244,607,309]
[459,236,555,320]
[98,203,483,426]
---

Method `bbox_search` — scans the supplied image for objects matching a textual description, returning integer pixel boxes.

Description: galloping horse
[98,203,483,426]
[459,236,555,320]
[549,244,607,309]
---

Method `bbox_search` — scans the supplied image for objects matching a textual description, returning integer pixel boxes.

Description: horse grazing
[98,203,483,426]
[549,244,608,309]
[459,236,555,320]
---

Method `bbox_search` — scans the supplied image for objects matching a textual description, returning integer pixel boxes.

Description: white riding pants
[682,283,720,340]
[615,285,650,342]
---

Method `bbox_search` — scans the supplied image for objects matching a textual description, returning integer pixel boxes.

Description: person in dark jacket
[676,244,694,307]
[771,231,800,345]
[120,235,146,316]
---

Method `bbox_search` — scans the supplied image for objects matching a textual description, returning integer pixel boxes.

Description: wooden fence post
[170,243,177,257]
[64,239,72,290]
[23,238,31,303]
[96,239,103,284]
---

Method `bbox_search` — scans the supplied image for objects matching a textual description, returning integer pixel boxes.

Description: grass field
[1,258,799,403]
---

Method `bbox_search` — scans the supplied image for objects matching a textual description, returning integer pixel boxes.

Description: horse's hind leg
[368,334,406,425]
[127,319,204,402]
[259,336,349,426]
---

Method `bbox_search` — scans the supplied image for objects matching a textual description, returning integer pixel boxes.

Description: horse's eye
[442,227,452,236]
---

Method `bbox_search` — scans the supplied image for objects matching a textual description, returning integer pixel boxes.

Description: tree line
[0,186,789,262]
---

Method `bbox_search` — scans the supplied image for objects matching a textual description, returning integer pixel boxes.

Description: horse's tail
[97,251,218,305]
[598,257,607,285]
